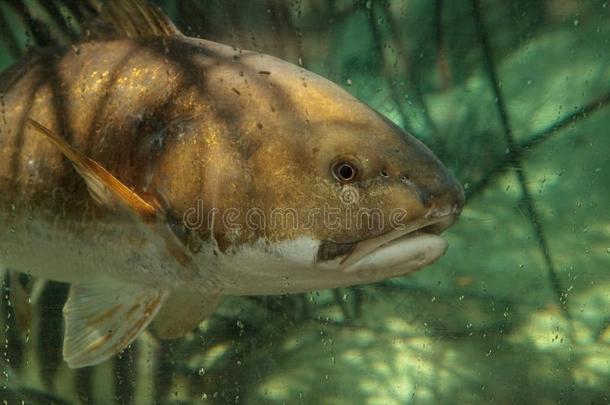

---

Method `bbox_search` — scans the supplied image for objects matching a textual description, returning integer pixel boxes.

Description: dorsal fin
[98,0,182,38]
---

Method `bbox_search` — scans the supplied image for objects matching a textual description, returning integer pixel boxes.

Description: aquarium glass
[0,0,608,403]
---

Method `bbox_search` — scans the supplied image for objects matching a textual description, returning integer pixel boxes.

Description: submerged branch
[467,90,610,200]
[471,0,572,325]
[37,0,79,41]
[5,0,53,47]
[522,91,610,151]
[0,7,22,59]
[380,3,441,144]
[366,5,416,136]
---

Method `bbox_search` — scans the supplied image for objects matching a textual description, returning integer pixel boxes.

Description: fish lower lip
[343,232,449,276]
[341,214,456,270]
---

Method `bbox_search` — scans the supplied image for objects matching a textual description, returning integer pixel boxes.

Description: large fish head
[300,95,465,282]
[159,44,464,293]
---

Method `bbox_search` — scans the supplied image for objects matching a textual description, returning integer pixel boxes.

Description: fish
[0,0,464,368]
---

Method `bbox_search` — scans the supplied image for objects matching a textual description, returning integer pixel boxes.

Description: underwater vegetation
[0,0,608,404]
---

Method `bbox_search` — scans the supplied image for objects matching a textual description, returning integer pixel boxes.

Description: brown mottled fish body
[0,0,464,368]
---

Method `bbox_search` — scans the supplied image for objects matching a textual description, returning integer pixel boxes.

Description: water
[0,0,609,403]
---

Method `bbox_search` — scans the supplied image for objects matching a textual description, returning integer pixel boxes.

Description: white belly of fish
[215,234,448,295]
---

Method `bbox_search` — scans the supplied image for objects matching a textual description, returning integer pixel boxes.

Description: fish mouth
[338,213,457,273]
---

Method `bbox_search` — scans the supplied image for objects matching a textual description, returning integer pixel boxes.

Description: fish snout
[432,173,464,214]
[412,171,465,231]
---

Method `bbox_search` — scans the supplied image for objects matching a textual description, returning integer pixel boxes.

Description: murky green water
[0,1,608,404]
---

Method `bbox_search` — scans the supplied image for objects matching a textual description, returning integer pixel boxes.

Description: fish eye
[331,160,358,183]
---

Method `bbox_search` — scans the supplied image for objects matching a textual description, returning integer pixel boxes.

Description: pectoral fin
[153,290,222,339]
[28,119,156,221]
[62,280,167,368]
[28,119,193,269]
